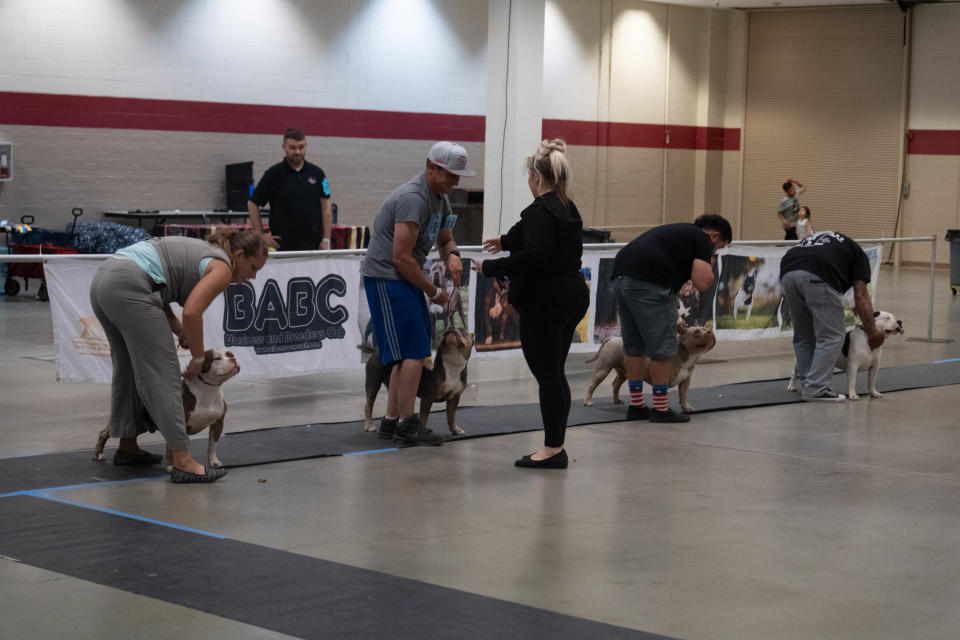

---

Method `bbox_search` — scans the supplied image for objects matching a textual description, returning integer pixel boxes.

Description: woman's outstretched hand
[482,237,502,254]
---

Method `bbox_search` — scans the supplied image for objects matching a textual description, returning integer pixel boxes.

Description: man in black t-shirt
[612,214,731,423]
[248,128,332,251]
[779,230,883,402]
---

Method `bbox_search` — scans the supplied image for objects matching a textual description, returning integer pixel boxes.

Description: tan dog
[362,328,474,435]
[94,348,240,470]
[583,325,716,412]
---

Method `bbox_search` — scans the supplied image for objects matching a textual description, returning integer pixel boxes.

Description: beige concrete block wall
[0,125,483,230]
[901,155,960,264]
[903,4,960,265]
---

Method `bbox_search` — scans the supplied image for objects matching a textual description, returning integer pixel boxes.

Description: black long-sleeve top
[481,191,584,307]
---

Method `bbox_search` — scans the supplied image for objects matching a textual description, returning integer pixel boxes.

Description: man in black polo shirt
[779,230,883,402]
[612,214,731,423]
[248,128,332,251]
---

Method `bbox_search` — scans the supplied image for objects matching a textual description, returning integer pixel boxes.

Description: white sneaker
[803,389,846,402]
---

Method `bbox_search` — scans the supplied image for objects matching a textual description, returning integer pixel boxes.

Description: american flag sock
[652,384,669,412]
[628,380,645,407]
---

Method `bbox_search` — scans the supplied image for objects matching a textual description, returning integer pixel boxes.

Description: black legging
[517,279,589,448]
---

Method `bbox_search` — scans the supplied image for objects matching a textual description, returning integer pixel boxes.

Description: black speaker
[225,161,254,212]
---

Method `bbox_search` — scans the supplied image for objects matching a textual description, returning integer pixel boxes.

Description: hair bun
[540,138,566,154]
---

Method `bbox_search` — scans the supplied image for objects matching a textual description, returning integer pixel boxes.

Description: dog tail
[586,336,614,363]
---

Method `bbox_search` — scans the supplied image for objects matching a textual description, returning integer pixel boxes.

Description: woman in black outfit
[474,139,589,469]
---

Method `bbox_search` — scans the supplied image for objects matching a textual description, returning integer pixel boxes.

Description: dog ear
[201,350,214,373]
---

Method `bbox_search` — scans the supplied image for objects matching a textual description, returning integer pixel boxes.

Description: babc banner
[43,243,883,382]
[45,257,362,383]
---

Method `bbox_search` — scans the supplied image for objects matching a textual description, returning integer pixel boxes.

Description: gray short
[614,275,678,359]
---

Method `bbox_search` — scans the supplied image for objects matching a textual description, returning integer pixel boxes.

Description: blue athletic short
[363,276,432,365]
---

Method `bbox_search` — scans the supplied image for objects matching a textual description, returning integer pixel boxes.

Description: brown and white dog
[583,325,717,412]
[787,311,904,400]
[362,327,475,435]
[94,348,240,469]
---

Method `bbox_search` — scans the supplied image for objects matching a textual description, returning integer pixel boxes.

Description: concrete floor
[1,265,960,639]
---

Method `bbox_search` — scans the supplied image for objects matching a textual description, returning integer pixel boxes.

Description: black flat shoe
[515,449,568,469]
[113,449,163,466]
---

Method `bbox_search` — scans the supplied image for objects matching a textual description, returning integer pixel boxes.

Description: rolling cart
[4,209,82,300]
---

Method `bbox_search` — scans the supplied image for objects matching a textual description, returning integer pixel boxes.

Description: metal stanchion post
[928,234,936,342]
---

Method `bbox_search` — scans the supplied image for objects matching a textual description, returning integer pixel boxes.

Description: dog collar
[196,374,222,387]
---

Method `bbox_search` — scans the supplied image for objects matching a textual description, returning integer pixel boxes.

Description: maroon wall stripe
[0,91,486,142]
[542,118,741,151]
[907,130,960,155]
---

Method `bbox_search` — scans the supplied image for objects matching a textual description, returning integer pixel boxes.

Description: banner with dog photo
[715,243,881,340]
[470,252,595,360]
[46,256,363,383]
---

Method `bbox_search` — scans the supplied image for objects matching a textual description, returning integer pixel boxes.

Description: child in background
[797,206,814,240]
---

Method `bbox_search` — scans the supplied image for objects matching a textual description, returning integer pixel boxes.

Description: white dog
[787,311,904,400]
[94,348,241,470]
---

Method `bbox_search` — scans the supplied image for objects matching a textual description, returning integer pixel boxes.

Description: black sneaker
[392,415,444,446]
[626,405,650,421]
[649,408,691,423]
[377,417,399,440]
[803,389,846,402]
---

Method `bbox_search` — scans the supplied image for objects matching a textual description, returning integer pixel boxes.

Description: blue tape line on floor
[935,357,960,364]
[32,492,227,539]
[343,447,399,456]
[0,475,165,499]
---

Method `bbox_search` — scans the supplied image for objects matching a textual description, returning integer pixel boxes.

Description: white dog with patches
[787,311,904,400]
[94,348,241,470]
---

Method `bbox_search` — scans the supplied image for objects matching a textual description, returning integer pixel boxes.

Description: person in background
[779,230,883,402]
[248,128,333,251]
[611,214,732,423]
[361,141,472,446]
[89,229,268,483]
[777,178,806,240]
[797,205,814,240]
[475,139,589,470]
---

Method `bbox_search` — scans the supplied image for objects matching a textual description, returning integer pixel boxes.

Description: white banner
[45,256,362,383]
[714,243,882,340]
[44,245,884,381]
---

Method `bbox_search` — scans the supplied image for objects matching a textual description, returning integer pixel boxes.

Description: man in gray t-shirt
[361,141,475,446]
[777,178,806,240]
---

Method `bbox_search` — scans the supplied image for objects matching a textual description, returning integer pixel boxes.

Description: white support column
[483,0,546,238]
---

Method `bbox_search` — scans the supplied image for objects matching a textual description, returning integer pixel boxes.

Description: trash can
[582,227,612,244]
[947,229,960,295]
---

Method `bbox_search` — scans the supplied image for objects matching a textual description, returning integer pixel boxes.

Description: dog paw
[613,398,624,405]
[165,464,174,474]
[584,399,594,407]
[363,423,377,432]
[93,453,104,461]
[449,425,465,436]
[786,384,797,392]
[870,391,883,399]
[209,457,223,469]
[681,404,695,414]
[848,393,860,401]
